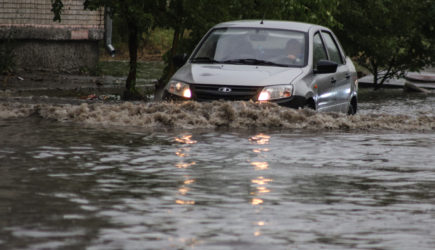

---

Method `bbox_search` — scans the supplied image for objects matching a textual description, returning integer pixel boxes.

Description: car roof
[213,20,327,32]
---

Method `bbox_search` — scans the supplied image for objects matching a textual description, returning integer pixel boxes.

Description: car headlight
[166,80,192,99]
[258,85,293,101]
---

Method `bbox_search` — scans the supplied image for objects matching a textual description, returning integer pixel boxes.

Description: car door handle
[345,73,351,79]
[331,78,337,84]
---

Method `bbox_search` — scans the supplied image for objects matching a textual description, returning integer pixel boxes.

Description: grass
[98,60,165,80]
[97,26,173,82]
[100,27,174,62]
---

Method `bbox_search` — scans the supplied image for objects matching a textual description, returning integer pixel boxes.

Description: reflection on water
[252,177,273,194]
[174,134,197,206]
[249,133,271,145]
[176,162,196,169]
[0,92,434,249]
[249,133,272,243]
[251,161,269,170]
[0,118,434,249]
[174,135,198,145]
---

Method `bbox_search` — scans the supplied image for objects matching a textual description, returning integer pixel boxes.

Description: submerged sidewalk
[1,71,156,101]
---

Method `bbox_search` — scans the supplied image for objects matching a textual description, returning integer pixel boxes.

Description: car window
[313,32,327,69]
[192,28,307,67]
[321,31,344,64]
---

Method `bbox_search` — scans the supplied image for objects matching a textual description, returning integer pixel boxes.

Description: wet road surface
[0,90,434,249]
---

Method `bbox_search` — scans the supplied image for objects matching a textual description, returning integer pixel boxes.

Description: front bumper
[162,90,307,109]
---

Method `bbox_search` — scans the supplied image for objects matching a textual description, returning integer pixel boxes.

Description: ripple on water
[0,96,434,249]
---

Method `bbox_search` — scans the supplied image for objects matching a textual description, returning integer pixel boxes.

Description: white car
[164,20,358,114]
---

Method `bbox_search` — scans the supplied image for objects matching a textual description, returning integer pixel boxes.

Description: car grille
[190,84,262,101]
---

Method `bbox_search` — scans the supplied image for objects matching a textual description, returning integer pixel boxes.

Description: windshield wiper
[190,57,221,64]
[221,58,289,67]
[190,57,289,67]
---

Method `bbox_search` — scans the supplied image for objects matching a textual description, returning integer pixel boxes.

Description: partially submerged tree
[336,0,435,88]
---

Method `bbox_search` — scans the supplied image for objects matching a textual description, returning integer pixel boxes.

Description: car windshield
[191,28,306,67]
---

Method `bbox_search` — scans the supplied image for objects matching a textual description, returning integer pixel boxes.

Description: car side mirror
[314,60,338,74]
[173,53,188,68]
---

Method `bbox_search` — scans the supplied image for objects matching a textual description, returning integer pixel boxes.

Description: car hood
[171,63,304,86]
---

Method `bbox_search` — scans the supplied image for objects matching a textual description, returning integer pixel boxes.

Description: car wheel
[347,97,357,115]
[305,98,316,110]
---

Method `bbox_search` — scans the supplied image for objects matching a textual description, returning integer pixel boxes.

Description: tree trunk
[373,70,379,90]
[154,26,183,100]
[154,0,185,101]
[166,27,183,81]
[370,60,380,90]
[124,21,142,100]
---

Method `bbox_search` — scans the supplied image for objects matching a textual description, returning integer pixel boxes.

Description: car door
[321,31,351,112]
[312,32,334,111]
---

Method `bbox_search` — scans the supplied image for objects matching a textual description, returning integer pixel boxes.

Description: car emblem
[218,87,232,93]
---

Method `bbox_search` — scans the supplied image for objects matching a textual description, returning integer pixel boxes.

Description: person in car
[285,39,304,64]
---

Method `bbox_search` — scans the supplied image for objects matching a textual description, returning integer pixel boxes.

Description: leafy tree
[336,0,435,88]
[278,0,340,28]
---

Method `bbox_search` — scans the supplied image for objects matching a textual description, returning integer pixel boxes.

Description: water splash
[0,101,433,131]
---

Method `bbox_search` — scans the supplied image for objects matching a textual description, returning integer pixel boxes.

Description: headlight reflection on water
[176,162,196,169]
[174,134,197,206]
[251,198,264,206]
[251,161,269,170]
[249,133,270,145]
[174,135,197,145]
[249,133,273,209]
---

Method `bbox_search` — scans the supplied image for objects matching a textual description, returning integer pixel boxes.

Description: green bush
[142,28,174,55]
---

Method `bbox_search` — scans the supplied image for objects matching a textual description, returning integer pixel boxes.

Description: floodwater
[0,90,434,249]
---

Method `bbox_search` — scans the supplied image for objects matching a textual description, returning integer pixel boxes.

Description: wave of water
[1,101,433,131]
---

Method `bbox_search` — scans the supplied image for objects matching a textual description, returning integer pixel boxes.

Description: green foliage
[279,0,341,28]
[98,61,164,79]
[336,0,435,87]
[142,28,174,55]
[229,0,340,28]
[51,0,64,22]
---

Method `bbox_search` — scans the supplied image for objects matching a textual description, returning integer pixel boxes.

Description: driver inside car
[285,39,304,65]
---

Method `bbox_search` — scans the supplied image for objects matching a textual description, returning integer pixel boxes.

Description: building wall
[0,0,103,27]
[0,0,104,72]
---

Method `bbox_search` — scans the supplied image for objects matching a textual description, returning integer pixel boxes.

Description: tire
[347,97,357,115]
[305,98,316,110]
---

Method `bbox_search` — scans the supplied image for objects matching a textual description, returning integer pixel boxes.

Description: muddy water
[0,90,434,249]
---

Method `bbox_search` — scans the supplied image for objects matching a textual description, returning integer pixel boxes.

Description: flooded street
[0,90,434,249]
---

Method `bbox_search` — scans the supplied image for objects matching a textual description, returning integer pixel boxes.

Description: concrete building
[0,0,104,72]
